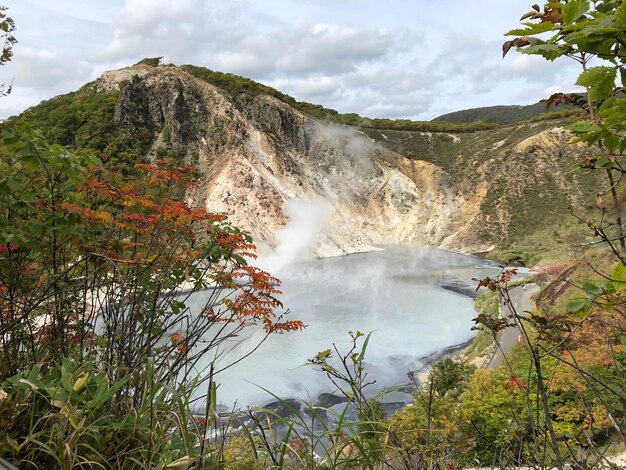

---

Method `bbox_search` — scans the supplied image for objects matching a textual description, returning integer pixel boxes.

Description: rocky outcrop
[89,65,474,256]
[75,64,596,257]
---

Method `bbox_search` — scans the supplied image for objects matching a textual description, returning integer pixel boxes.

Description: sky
[0,0,584,120]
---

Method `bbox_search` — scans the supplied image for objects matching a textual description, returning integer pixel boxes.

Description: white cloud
[0,0,588,120]
[543,85,563,96]
[290,76,341,100]
[104,0,394,80]
[11,47,91,90]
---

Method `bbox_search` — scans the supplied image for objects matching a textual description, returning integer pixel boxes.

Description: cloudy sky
[0,0,583,120]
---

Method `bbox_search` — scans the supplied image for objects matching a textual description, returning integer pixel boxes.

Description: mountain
[432,103,548,125]
[19,63,600,260]
[431,102,577,125]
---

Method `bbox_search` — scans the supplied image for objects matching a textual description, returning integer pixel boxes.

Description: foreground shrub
[0,122,303,467]
[0,358,207,468]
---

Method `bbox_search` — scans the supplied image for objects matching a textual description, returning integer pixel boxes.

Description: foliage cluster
[0,121,303,468]
[19,91,119,152]
[181,65,594,132]
[388,262,626,467]
[0,4,15,98]
[20,88,155,174]
[0,359,217,468]
[505,0,626,252]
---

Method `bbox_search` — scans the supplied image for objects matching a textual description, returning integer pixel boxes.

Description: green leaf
[595,155,613,168]
[604,134,620,153]
[569,119,599,134]
[358,331,373,362]
[581,279,604,296]
[21,154,40,171]
[61,370,73,393]
[562,0,589,24]
[566,298,588,313]
[505,22,558,36]
[576,66,617,101]
[613,263,626,292]
[5,177,21,192]
[91,382,109,409]
[521,43,569,61]
[616,1,626,28]
[231,254,246,265]
[170,300,186,315]
[2,135,19,146]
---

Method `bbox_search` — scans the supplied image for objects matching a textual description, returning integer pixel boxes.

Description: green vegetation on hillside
[18,88,154,173]
[183,64,581,133]
[364,117,603,254]
[432,102,581,125]
[22,90,119,149]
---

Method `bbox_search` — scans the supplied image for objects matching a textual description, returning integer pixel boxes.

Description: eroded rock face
[443,126,592,248]
[204,100,466,257]
[91,65,472,256]
[87,64,593,257]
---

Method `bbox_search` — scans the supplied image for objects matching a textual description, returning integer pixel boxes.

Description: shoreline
[409,336,477,385]
[411,272,516,384]
[408,276,482,386]
[415,277,539,385]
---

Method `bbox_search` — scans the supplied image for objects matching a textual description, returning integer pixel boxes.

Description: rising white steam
[259,198,333,274]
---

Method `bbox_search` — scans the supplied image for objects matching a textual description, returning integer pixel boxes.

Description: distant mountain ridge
[432,102,577,125]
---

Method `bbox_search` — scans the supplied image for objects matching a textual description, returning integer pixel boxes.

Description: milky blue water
[185,246,504,408]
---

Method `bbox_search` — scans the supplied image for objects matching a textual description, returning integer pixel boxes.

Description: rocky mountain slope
[363,122,598,251]
[22,63,600,258]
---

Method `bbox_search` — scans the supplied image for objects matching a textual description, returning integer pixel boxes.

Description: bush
[0,122,303,467]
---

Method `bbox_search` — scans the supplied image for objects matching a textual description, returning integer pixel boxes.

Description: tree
[389,391,463,468]
[504,0,626,253]
[427,357,475,398]
[457,369,531,467]
[0,121,304,401]
[0,5,15,96]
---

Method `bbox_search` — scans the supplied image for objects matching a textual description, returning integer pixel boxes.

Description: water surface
[186,246,503,408]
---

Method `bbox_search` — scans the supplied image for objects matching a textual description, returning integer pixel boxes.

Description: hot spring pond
[185,246,507,409]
